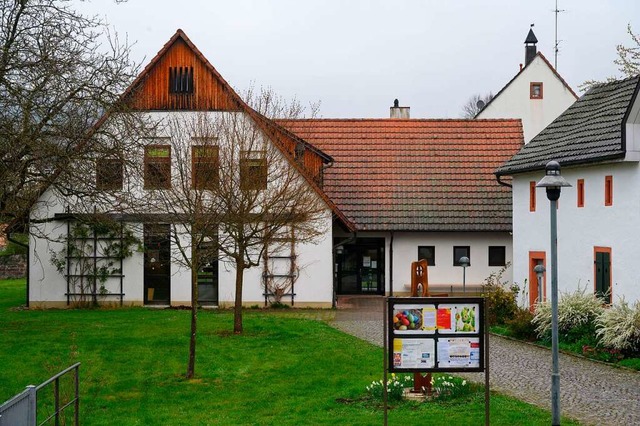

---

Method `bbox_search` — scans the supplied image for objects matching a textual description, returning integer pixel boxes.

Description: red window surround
[605,175,613,206]
[577,179,585,208]
[529,181,536,212]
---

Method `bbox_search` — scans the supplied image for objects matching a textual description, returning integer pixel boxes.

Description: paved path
[328,296,640,426]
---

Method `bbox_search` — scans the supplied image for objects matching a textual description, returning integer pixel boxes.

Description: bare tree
[581,23,640,90]
[0,0,139,235]
[126,89,327,377]
[461,93,494,118]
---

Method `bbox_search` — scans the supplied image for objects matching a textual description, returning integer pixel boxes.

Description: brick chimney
[390,99,410,118]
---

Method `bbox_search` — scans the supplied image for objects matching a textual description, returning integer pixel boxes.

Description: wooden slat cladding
[272,131,325,186]
[126,39,239,111]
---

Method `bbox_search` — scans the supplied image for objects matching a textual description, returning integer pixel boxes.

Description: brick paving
[327,296,640,426]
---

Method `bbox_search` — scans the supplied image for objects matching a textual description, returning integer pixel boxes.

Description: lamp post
[534,264,546,304]
[459,256,470,294]
[536,160,571,426]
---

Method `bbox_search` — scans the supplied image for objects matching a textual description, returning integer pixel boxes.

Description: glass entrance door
[336,238,384,295]
[144,224,171,305]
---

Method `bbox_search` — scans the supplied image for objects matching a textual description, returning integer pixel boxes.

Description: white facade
[28,111,335,308]
[511,161,640,306]
[477,54,577,143]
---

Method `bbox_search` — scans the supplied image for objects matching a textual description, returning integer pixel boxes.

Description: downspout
[389,231,394,296]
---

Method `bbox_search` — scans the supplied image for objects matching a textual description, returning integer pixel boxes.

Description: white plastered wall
[477,55,577,143]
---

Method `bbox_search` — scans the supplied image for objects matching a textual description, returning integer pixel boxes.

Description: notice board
[387,297,485,373]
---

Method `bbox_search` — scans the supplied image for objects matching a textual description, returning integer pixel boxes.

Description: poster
[392,304,436,334]
[362,256,371,267]
[437,338,481,368]
[392,338,435,369]
[437,304,479,334]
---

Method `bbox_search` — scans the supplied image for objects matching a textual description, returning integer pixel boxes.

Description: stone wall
[0,255,27,279]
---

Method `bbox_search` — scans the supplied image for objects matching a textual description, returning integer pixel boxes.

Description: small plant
[428,375,471,401]
[505,308,536,341]
[269,301,291,309]
[596,298,640,353]
[532,285,604,342]
[366,374,412,401]
[482,263,517,325]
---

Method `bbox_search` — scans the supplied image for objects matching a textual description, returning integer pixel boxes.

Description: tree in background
[581,24,640,90]
[461,93,494,118]
[0,0,139,235]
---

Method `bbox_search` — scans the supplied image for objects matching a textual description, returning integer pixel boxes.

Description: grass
[0,279,581,425]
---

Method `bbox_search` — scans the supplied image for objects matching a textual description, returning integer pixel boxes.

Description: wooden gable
[124,31,240,111]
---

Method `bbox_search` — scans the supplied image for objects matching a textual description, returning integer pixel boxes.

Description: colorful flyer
[392,338,435,369]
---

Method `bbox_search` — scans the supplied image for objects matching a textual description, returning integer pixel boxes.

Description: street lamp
[536,160,571,426]
[459,256,470,294]
[533,264,545,304]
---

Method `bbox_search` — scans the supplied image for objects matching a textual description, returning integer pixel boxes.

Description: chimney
[524,26,538,67]
[390,99,410,119]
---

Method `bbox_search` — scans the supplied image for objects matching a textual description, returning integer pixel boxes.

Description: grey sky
[76,0,639,118]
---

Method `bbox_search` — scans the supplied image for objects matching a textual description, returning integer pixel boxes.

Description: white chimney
[390,99,410,119]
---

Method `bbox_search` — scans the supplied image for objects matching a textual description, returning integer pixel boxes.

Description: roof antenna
[553,0,565,70]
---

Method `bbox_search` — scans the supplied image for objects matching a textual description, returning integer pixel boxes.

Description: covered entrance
[335,238,385,295]
[144,224,171,305]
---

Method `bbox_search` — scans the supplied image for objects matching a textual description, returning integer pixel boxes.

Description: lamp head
[536,160,571,201]
[459,256,470,267]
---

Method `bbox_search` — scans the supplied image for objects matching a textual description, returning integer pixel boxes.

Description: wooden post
[410,259,431,394]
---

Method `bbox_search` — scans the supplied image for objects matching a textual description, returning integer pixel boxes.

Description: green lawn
[0,279,580,425]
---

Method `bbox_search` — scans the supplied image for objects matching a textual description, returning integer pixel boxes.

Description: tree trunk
[233,258,244,334]
[187,248,198,378]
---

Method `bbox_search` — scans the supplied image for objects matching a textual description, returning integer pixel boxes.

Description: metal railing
[0,363,80,426]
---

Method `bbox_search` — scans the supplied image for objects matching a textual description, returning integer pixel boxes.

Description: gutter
[495,174,512,188]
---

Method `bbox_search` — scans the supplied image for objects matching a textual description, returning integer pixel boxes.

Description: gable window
[240,151,267,190]
[144,145,171,189]
[417,246,435,266]
[605,175,613,206]
[529,181,536,212]
[96,158,123,190]
[453,246,470,266]
[488,246,506,267]
[192,145,219,190]
[169,66,194,94]
[577,179,585,208]
[294,142,305,163]
[530,82,543,99]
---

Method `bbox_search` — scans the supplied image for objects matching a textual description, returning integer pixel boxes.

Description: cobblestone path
[327,296,640,426]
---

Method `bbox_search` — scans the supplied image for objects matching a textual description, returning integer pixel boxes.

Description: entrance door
[144,224,171,305]
[594,247,611,304]
[197,241,219,305]
[528,251,546,309]
[336,238,384,295]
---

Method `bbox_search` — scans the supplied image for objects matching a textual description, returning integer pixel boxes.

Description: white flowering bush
[428,375,471,401]
[532,286,605,341]
[365,374,412,401]
[596,298,640,352]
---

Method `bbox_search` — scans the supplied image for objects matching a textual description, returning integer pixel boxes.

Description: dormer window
[530,82,543,99]
[169,66,194,94]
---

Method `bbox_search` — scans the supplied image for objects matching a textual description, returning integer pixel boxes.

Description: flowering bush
[596,298,640,353]
[428,375,471,401]
[365,374,412,401]
[532,286,604,341]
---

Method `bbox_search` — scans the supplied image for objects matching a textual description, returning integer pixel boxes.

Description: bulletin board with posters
[387,297,485,373]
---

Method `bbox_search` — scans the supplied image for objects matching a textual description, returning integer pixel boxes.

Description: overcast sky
[76,0,639,118]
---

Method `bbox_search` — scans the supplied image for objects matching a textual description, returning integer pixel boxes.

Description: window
[144,145,171,189]
[96,158,123,190]
[169,66,194,94]
[294,142,305,163]
[240,151,267,190]
[594,247,612,304]
[488,246,506,267]
[417,246,435,266]
[577,179,585,208]
[453,246,470,266]
[605,175,613,206]
[530,82,543,99]
[192,145,219,190]
[529,181,536,212]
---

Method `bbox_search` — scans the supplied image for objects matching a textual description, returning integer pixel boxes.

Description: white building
[496,76,640,306]
[477,29,578,144]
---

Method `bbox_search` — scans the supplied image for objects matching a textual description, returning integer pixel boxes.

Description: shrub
[596,298,640,353]
[532,286,604,342]
[366,374,412,401]
[428,375,471,401]
[505,308,536,341]
[482,263,517,325]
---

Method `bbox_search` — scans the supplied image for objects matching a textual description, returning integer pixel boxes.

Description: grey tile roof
[496,76,640,176]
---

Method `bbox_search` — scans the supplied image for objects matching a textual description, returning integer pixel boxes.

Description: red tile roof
[278,119,523,232]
